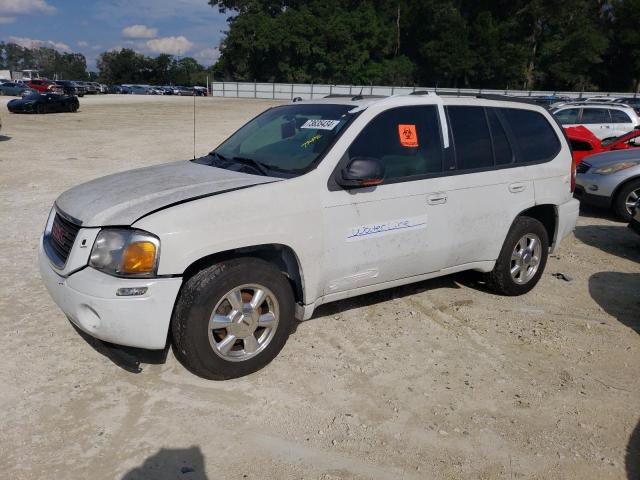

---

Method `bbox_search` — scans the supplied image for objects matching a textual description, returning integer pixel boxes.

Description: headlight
[89,229,160,277]
[592,161,639,175]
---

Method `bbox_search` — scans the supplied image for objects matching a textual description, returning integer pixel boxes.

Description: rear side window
[555,108,580,125]
[447,106,494,170]
[609,109,632,124]
[581,108,610,124]
[499,108,561,163]
[348,106,444,180]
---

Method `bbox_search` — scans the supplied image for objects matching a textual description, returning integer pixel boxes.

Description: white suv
[552,103,640,140]
[39,94,579,379]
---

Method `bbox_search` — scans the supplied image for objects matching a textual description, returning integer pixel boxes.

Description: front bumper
[39,241,182,349]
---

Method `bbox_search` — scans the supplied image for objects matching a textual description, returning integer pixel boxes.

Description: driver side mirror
[337,157,385,189]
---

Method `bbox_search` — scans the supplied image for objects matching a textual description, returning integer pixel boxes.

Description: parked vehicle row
[110,84,208,96]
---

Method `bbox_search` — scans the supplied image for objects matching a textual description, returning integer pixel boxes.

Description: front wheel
[485,216,549,296]
[171,258,296,379]
[613,179,640,221]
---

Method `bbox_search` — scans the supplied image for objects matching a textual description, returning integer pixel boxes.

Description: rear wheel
[613,179,640,221]
[485,216,549,296]
[171,258,296,379]
[35,104,45,114]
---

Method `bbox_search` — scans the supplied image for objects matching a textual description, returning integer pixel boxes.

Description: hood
[55,160,280,227]
[585,149,640,167]
[565,125,600,145]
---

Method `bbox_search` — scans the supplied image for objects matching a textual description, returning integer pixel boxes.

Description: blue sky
[0,0,230,69]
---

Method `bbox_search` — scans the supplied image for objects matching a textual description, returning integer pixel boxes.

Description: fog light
[116,287,148,297]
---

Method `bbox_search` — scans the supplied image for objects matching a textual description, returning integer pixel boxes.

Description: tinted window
[555,108,580,124]
[581,108,610,124]
[487,109,513,165]
[500,108,561,163]
[348,106,443,180]
[448,106,494,170]
[609,109,632,124]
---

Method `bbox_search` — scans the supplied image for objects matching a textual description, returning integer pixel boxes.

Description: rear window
[499,108,561,163]
[609,109,632,124]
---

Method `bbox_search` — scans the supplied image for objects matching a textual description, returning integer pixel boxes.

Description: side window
[581,108,610,124]
[447,106,494,170]
[499,108,561,163]
[555,108,580,125]
[609,109,632,124]
[348,106,444,181]
[487,109,513,165]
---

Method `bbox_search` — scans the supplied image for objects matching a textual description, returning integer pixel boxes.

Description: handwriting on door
[347,218,426,240]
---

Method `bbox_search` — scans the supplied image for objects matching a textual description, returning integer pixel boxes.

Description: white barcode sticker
[300,119,341,130]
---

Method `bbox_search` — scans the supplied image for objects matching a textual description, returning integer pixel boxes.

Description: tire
[485,216,549,296]
[613,178,640,221]
[171,258,296,379]
[35,104,45,114]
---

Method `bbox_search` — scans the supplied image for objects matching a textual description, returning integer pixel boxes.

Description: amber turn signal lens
[121,241,156,274]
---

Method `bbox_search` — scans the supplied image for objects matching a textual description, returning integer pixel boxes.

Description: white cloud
[77,40,89,48]
[0,0,55,14]
[122,24,158,39]
[8,36,70,52]
[0,15,15,23]
[146,36,193,55]
[194,47,220,66]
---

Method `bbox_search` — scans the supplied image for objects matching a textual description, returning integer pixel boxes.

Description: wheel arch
[516,204,557,248]
[181,243,306,306]
[611,174,640,204]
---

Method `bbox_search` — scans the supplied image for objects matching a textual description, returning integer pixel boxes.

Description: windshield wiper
[230,156,270,176]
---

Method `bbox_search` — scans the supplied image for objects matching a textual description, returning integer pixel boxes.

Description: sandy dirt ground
[0,94,638,480]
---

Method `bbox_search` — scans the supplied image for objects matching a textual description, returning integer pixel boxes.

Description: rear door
[580,107,613,140]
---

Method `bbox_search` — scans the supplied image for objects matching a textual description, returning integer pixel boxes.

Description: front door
[320,105,454,296]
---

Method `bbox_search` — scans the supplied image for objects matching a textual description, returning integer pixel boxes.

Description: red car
[565,125,640,164]
[26,79,63,94]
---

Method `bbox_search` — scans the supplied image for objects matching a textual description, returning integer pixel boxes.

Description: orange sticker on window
[398,124,418,147]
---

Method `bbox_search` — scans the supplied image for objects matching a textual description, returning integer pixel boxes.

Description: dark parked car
[7,92,79,114]
[54,80,85,97]
[0,82,34,96]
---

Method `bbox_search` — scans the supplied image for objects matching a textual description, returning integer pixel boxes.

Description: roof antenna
[193,91,196,160]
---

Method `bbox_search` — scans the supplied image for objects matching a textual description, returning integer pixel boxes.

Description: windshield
[204,103,355,177]
[23,93,41,100]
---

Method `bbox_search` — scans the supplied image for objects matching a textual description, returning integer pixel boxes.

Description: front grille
[576,162,591,174]
[46,213,80,266]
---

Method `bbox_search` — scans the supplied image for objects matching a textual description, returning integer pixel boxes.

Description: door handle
[427,192,447,205]
[509,183,526,193]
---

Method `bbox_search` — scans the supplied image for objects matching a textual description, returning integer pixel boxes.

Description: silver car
[575,149,640,220]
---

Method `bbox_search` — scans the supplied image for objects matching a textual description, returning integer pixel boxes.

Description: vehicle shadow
[70,321,168,373]
[578,203,626,223]
[0,135,10,142]
[588,272,639,479]
[120,446,208,480]
[574,225,640,263]
[628,420,640,480]
[588,272,640,333]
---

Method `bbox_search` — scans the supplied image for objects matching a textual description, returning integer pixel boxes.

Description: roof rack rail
[323,94,387,101]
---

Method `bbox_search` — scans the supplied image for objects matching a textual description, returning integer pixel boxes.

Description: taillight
[570,158,576,193]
